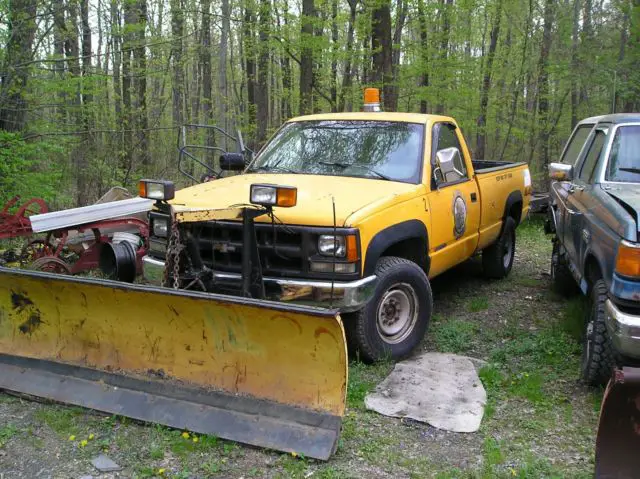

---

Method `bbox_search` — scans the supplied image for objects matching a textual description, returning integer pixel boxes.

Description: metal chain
[163,215,183,290]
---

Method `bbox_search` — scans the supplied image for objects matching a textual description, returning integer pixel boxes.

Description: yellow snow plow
[0,266,348,460]
[595,367,640,477]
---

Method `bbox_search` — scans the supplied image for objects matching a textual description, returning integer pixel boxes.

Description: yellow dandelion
[291,451,298,458]
[509,467,517,476]
[181,431,190,439]
[158,468,166,475]
[68,435,76,441]
[79,439,88,448]
[88,433,95,440]
[192,436,199,443]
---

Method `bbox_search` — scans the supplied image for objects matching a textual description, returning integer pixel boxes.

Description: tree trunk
[476,0,502,161]
[256,0,270,143]
[570,0,580,128]
[244,0,257,129]
[278,0,292,118]
[80,0,92,106]
[417,0,429,113]
[170,0,184,128]
[299,0,314,114]
[371,0,394,110]
[338,0,357,112]
[435,0,453,114]
[389,0,406,111]
[134,0,148,167]
[537,0,555,169]
[330,0,338,111]
[219,0,230,139]
[122,0,135,171]
[111,0,122,120]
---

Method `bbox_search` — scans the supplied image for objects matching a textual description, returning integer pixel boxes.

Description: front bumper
[142,255,377,312]
[605,299,640,359]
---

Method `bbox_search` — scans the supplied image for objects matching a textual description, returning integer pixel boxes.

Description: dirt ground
[0,218,600,478]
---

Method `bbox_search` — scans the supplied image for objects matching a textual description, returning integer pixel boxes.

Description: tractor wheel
[482,216,516,279]
[580,279,620,387]
[29,256,72,275]
[345,256,432,363]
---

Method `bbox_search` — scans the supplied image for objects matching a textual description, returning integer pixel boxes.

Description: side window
[578,130,607,183]
[432,123,468,185]
[560,124,593,166]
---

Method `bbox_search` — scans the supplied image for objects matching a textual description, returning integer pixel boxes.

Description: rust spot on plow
[19,313,43,335]
[314,327,338,344]
[11,291,33,310]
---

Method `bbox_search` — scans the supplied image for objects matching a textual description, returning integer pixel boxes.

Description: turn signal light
[615,240,640,277]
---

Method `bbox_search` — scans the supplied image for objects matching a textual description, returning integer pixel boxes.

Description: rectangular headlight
[139,179,175,201]
[152,218,168,237]
[319,235,346,257]
[250,184,297,207]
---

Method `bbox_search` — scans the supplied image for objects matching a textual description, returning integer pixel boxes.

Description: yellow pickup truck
[140,91,531,362]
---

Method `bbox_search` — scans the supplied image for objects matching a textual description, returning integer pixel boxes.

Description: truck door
[426,122,481,277]
[552,122,595,242]
[564,126,609,273]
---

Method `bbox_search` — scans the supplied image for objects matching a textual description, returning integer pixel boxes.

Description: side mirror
[549,162,573,181]
[220,152,245,171]
[434,147,464,184]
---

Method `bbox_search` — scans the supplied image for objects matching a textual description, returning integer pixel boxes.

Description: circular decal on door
[452,191,467,239]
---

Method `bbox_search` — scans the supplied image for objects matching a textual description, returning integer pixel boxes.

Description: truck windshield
[607,125,640,183]
[248,120,424,183]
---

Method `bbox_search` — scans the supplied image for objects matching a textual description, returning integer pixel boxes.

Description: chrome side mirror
[549,162,573,181]
[435,147,464,184]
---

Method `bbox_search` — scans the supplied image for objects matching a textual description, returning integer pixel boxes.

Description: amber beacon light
[363,88,381,112]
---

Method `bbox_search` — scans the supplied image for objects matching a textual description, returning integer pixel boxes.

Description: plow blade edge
[0,267,347,460]
[595,367,640,478]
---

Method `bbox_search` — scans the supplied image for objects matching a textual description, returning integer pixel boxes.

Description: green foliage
[432,318,478,353]
[0,131,66,206]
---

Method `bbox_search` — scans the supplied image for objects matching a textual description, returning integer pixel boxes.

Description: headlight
[138,179,175,201]
[616,240,640,277]
[250,184,297,207]
[318,235,346,257]
[152,218,168,238]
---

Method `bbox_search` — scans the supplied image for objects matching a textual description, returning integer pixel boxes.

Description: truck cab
[141,90,531,362]
[548,114,640,385]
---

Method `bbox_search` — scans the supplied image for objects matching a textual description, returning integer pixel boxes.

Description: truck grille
[190,221,309,278]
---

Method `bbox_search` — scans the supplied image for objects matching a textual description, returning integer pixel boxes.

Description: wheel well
[508,200,523,225]
[380,237,429,273]
[584,254,602,288]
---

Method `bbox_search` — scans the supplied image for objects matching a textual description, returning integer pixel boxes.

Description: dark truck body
[547,114,640,384]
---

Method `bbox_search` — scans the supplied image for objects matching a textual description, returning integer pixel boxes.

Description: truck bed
[472,160,526,174]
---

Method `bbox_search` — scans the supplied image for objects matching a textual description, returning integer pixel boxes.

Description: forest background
[0,0,637,207]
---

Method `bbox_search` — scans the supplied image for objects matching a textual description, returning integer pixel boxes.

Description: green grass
[468,296,489,312]
[346,360,392,409]
[432,318,479,353]
[0,424,17,447]
[33,406,84,436]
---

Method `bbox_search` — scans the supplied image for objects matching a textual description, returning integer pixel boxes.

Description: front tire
[482,216,516,279]
[346,256,432,363]
[580,279,619,387]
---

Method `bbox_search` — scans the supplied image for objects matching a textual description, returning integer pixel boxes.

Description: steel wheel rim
[376,283,419,344]
[503,230,513,269]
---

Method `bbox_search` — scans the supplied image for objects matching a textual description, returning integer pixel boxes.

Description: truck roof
[579,113,640,125]
[286,112,455,124]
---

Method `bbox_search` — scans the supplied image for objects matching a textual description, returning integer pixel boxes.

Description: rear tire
[482,216,516,279]
[346,256,432,363]
[580,279,620,387]
[551,239,579,296]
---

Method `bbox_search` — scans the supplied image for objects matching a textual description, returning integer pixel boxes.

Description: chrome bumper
[605,299,640,359]
[142,255,377,312]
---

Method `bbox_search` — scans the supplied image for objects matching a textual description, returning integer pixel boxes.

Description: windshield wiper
[249,165,298,174]
[318,161,392,181]
[619,167,640,175]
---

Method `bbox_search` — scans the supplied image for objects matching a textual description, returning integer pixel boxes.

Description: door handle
[568,184,584,194]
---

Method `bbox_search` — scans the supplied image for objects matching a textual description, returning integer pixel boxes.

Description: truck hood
[169,174,421,226]
[604,183,640,232]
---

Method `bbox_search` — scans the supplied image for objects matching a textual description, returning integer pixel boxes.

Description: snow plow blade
[595,367,640,478]
[0,267,347,460]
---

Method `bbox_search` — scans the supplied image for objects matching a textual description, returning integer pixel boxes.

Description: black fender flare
[363,220,429,276]
[503,190,524,227]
